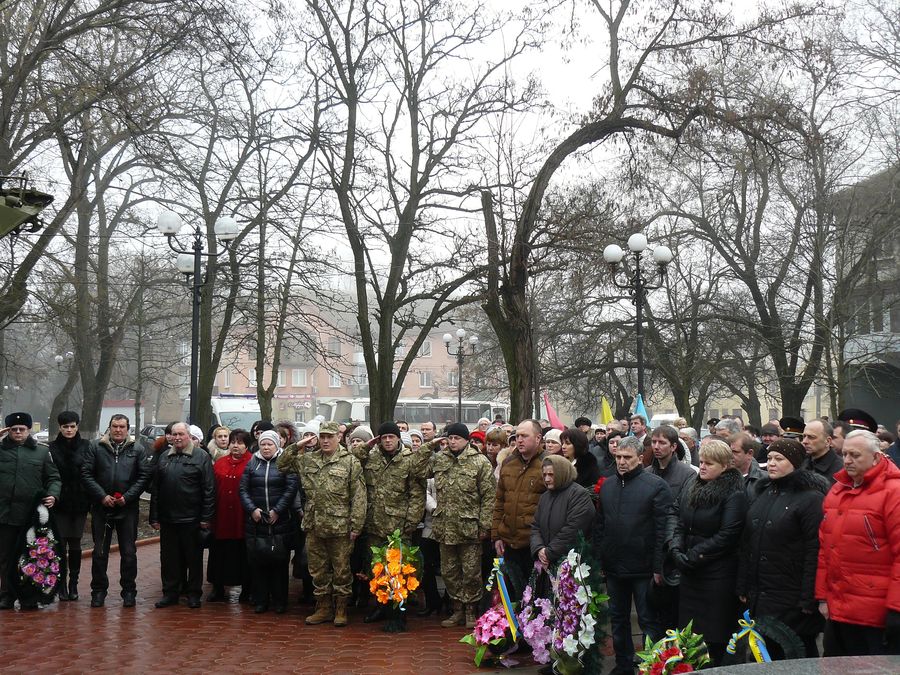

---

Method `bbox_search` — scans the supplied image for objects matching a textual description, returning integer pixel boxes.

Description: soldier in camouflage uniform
[277,420,365,627]
[353,421,426,623]
[422,422,495,628]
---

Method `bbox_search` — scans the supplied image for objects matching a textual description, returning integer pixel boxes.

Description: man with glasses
[0,412,61,610]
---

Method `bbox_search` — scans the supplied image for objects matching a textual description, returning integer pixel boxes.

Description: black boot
[67,543,81,601]
[56,572,70,601]
[364,605,387,623]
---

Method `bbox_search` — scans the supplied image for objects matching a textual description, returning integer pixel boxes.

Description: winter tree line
[0,0,896,435]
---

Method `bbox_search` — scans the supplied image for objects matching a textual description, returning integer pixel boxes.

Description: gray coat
[530,481,595,563]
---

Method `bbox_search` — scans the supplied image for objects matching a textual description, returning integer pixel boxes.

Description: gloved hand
[671,550,691,572]
[884,610,900,645]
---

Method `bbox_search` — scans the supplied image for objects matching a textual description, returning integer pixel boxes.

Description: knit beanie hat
[349,425,374,442]
[445,422,470,440]
[767,438,806,469]
[257,430,282,449]
[544,429,562,446]
[400,431,412,448]
[377,421,402,438]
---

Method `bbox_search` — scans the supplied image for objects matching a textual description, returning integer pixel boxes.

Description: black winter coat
[530,481,595,563]
[670,468,748,643]
[81,436,151,509]
[737,470,828,632]
[149,446,215,524]
[573,452,601,491]
[593,465,672,578]
[49,434,90,515]
[239,451,299,537]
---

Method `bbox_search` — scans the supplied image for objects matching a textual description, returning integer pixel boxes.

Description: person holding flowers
[0,412,60,610]
[421,422,495,628]
[356,421,426,624]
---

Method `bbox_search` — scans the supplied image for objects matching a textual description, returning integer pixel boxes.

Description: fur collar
[688,467,744,508]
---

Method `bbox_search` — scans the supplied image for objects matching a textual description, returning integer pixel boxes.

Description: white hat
[189,425,204,443]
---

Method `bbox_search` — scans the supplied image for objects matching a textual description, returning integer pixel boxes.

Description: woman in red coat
[817,429,900,656]
[207,429,253,602]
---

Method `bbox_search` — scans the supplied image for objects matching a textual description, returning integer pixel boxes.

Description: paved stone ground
[0,541,618,674]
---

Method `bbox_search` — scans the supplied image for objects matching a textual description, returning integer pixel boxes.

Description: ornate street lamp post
[603,232,674,400]
[442,328,478,422]
[155,211,239,424]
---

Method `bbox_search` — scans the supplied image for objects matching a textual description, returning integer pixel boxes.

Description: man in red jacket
[816,429,900,656]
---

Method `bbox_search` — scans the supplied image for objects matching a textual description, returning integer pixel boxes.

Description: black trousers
[419,536,441,609]
[250,554,289,607]
[90,506,138,595]
[501,545,533,603]
[0,524,22,600]
[159,522,203,600]
[824,619,900,656]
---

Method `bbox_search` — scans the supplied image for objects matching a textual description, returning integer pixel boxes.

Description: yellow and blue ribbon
[486,557,519,642]
[726,610,771,662]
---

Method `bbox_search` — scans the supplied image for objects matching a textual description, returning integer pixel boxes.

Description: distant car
[141,424,166,442]
[34,430,50,443]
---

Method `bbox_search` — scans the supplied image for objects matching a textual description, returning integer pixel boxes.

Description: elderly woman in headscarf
[530,455,595,567]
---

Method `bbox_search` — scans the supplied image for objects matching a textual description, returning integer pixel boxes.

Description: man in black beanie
[359,420,425,623]
[0,412,61,610]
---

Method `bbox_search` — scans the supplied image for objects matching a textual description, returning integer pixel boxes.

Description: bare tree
[480,0,810,422]
[302,0,536,426]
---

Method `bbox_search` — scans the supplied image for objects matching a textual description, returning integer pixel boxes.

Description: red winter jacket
[212,452,252,539]
[816,458,900,628]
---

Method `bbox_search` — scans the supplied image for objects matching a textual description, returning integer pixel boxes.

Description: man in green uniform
[356,421,426,623]
[0,412,61,610]
[279,420,365,627]
[423,422,495,628]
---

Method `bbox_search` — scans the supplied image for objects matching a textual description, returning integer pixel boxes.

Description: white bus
[317,397,509,428]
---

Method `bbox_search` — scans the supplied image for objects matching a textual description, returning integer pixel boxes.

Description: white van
[649,413,680,429]
[183,395,262,430]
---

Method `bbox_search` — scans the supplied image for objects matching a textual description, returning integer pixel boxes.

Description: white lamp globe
[627,232,648,252]
[214,216,239,241]
[653,245,674,265]
[176,253,195,275]
[156,211,182,235]
[603,244,624,264]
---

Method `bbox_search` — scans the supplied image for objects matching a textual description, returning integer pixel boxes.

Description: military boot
[305,596,335,625]
[465,603,478,629]
[441,600,465,628]
[333,596,349,627]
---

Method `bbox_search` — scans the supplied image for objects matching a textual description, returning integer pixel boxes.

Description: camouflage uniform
[278,440,365,600]
[426,443,495,604]
[358,444,426,548]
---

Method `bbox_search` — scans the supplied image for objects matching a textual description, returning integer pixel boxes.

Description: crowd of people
[1,405,899,672]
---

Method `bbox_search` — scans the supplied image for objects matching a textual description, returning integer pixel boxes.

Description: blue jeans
[607,575,663,668]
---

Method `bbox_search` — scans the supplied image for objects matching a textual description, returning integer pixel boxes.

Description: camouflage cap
[318,420,341,436]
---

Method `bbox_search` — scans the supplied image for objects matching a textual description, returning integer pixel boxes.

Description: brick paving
[0,541,571,674]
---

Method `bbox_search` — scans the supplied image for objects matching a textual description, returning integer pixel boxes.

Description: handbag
[247,523,289,563]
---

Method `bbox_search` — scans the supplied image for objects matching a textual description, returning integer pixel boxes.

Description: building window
[329,371,341,388]
[354,365,368,385]
[447,370,458,387]
[277,368,286,387]
[418,340,432,358]
[327,336,342,357]
[419,371,432,388]
[248,368,257,386]
[222,369,231,389]
[292,368,307,387]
